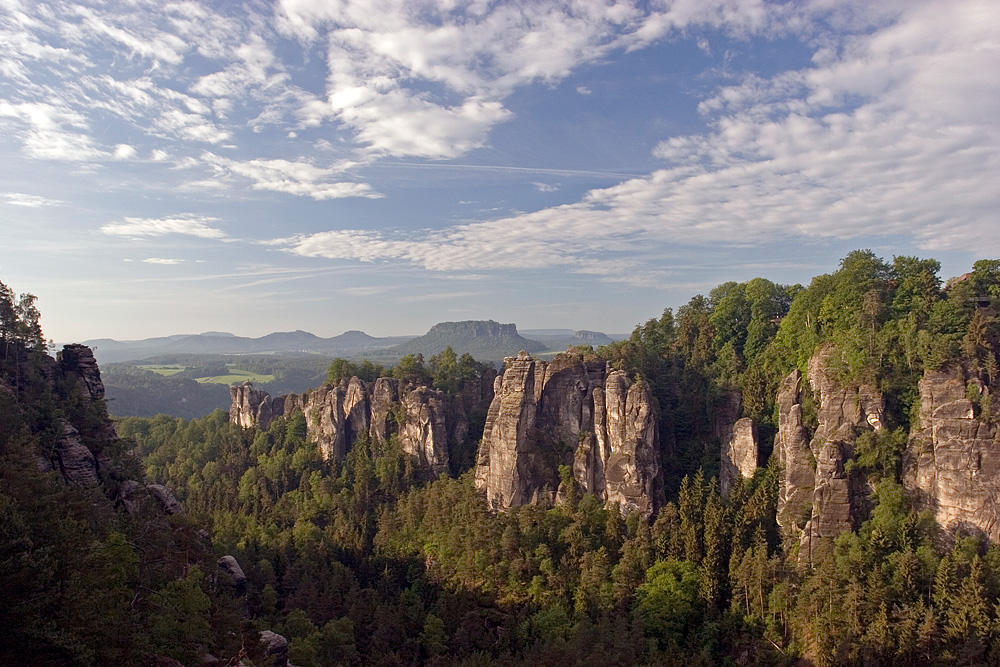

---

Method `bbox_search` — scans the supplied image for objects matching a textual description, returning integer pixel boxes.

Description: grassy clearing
[196,367,275,385]
[139,364,188,376]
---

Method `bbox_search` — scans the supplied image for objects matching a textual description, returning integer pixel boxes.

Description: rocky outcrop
[59,343,105,400]
[370,377,401,447]
[399,386,449,476]
[301,382,360,463]
[148,483,184,515]
[721,417,759,496]
[475,351,541,508]
[230,381,275,429]
[602,370,661,514]
[475,351,662,514]
[775,345,884,561]
[904,364,1000,540]
[776,370,814,537]
[230,373,495,477]
[258,630,289,667]
[218,555,247,595]
[55,421,101,486]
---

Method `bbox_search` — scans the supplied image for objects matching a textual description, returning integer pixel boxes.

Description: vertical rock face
[776,345,884,561]
[230,381,273,429]
[477,351,541,509]
[776,370,814,537]
[59,343,105,400]
[602,371,662,515]
[475,351,663,514]
[56,421,101,486]
[399,386,449,476]
[720,417,759,496]
[370,377,401,447]
[230,373,494,477]
[904,364,1000,540]
[303,384,350,462]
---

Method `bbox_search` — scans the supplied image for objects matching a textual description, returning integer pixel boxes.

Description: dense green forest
[5,250,1000,666]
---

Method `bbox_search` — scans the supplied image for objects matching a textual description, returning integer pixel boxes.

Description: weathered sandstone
[903,364,1000,540]
[475,351,662,514]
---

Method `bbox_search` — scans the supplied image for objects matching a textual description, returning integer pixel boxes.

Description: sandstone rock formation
[775,345,885,561]
[258,630,289,667]
[775,370,814,536]
[148,483,184,515]
[230,373,494,478]
[230,381,278,429]
[59,343,105,400]
[55,421,101,486]
[399,386,449,476]
[218,555,247,595]
[904,364,1000,540]
[475,351,662,514]
[720,417,759,496]
[715,388,759,495]
[300,379,371,462]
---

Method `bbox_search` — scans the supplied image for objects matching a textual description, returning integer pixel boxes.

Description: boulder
[218,555,247,595]
[118,479,141,514]
[259,630,289,667]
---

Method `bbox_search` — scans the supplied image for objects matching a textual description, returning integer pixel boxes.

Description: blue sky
[1,0,998,343]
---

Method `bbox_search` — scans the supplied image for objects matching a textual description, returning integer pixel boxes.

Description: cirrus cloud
[100,214,227,239]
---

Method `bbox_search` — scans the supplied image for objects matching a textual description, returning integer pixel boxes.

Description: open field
[196,367,275,385]
[138,364,187,376]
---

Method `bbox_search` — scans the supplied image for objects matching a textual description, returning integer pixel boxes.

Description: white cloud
[113,143,136,159]
[101,214,226,239]
[275,0,780,159]
[200,152,379,200]
[533,182,560,193]
[155,109,230,144]
[576,86,592,96]
[0,100,105,161]
[143,257,184,265]
[277,0,1000,279]
[2,192,63,207]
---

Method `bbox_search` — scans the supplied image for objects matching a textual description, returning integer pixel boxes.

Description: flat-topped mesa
[230,375,491,479]
[903,364,1000,541]
[474,350,663,515]
[775,344,885,562]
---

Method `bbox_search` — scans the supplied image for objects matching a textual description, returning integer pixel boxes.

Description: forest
[4,250,1000,666]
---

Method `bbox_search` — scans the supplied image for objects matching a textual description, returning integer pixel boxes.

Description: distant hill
[389,320,546,361]
[80,330,414,364]
[519,328,618,350]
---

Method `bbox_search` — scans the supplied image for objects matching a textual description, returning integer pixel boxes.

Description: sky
[1,0,999,343]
